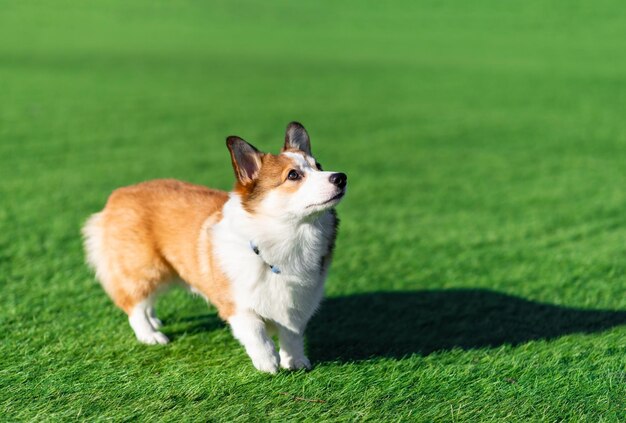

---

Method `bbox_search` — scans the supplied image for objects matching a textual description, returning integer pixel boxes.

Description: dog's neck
[218,194,335,273]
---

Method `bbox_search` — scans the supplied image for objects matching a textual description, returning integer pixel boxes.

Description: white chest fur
[211,195,336,333]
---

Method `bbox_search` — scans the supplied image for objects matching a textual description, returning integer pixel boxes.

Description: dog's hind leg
[128,296,169,345]
[103,270,171,345]
[146,305,163,330]
[83,204,172,345]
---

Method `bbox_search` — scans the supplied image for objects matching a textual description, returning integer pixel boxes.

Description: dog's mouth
[307,191,346,209]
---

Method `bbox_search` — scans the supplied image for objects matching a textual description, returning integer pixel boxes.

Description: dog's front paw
[252,357,278,374]
[280,354,311,371]
[250,349,280,374]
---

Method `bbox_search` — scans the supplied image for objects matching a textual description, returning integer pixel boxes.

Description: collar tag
[250,241,281,274]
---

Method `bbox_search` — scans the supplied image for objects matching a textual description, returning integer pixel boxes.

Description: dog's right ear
[226,136,263,184]
[283,122,312,155]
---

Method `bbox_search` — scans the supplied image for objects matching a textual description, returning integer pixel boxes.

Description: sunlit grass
[1,1,626,420]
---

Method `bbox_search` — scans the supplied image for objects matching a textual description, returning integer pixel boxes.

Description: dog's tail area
[82,212,112,292]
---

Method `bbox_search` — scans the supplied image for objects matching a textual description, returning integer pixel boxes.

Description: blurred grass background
[1,1,626,421]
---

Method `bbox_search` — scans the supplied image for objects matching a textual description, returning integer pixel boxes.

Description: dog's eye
[287,170,301,181]
[315,162,323,171]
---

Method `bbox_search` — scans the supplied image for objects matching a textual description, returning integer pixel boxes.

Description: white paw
[251,351,280,374]
[280,354,311,371]
[136,331,169,345]
[148,316,163,330]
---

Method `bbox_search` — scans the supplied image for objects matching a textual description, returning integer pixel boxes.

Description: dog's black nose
[329,172,347,189]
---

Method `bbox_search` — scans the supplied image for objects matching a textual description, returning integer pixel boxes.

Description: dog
[82,122,347,373]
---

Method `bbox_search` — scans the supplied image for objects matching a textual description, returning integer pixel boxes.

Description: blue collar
[249,241,281,274]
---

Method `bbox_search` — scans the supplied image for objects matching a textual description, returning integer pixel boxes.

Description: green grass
[2,0,626,421]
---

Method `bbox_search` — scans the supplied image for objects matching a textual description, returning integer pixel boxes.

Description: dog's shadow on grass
[165,313,225,339]
[306,289,626,362]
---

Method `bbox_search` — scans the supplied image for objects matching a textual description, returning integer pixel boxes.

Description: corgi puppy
[82,122,347,373]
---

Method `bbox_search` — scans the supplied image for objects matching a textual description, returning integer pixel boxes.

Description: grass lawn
[2,0,626,421]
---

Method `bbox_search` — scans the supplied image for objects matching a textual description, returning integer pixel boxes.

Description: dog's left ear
[283,121,312,156]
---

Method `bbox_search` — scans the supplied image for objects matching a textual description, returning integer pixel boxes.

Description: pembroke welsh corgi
[82,122,347,373]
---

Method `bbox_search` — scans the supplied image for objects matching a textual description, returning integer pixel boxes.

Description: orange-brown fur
[93,179,235,318]
[235,153,305,213]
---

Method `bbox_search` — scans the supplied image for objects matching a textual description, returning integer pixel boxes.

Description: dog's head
[226,122,347,219]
